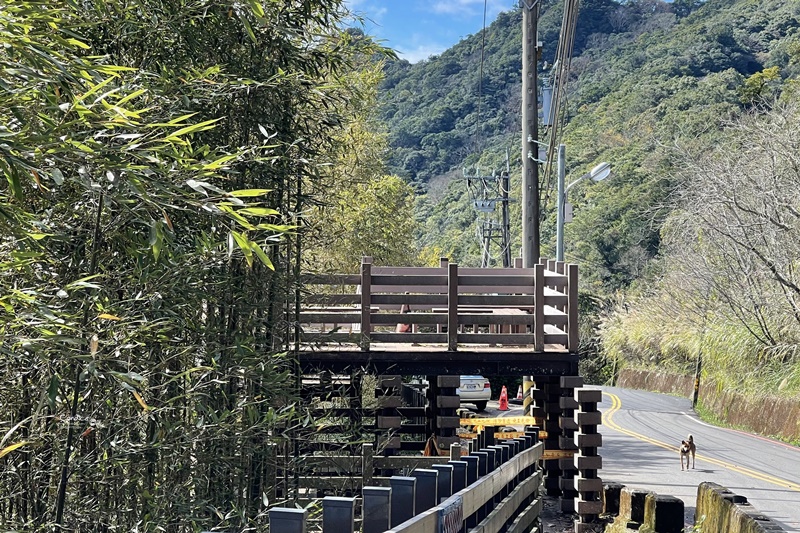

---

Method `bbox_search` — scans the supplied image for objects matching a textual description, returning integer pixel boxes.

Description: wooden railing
[299,257,579,352]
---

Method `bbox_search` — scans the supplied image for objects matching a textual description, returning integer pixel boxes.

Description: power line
[540,0,581,213]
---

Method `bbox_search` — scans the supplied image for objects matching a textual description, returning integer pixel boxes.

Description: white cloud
[431,0,508,17]
[398,43,448,63]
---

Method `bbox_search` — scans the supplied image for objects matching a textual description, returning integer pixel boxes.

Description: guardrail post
[411,468,438,514]
[448,460,468,492]
[471,450,489,476]
[389,476,416,527]
[269,508,307,533]
[483,448,497,472]
[574,388,604,533]
[448,262,458,351]
[363,487,392,533]
[568,263,579,350]
[484,425,495,446]
[534,263,545,351]
[322,497,355,533]
[462,455,479,485]
[360,257,372,351]
[432,464,453,501]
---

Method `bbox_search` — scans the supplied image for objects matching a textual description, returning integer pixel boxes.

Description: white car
[457,375,492,411]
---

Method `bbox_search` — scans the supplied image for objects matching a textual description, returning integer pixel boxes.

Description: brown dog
[680,434,696,470]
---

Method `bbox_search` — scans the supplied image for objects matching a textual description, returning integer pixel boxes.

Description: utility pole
[521,0,540,268]
[501,149,511,268]
[461,163,512,268]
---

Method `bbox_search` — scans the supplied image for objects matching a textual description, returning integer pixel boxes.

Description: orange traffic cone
[516,385,523,400]
[499,385,509,411]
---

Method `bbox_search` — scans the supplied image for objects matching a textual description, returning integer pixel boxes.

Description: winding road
[599,386,800,531]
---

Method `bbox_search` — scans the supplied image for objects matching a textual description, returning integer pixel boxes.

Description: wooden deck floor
[298,343,577,376]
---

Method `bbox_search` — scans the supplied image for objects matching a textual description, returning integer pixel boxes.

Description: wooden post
[449,442,461,462]
[568,263,579,352]
[448,262,458,351]
[362,443,374,487]
[534,263,545,351]
[360,257,372,351]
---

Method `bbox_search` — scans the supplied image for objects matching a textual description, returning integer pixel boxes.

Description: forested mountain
[378,0,800,400]
[378,0,799,285]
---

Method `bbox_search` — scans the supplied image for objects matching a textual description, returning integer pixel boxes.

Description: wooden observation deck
[296,257,579,376]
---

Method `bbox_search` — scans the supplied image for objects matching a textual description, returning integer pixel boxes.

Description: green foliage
[601,97,800,400]
[377,0,800,286]
[0,0,387,530]
[740,66,782,104]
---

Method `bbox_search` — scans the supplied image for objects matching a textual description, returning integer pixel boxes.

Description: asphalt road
[598,386,800,531]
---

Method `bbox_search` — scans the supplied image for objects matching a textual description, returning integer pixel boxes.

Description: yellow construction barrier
[458,416,543,427]
[542,450,575,460]
[458,430,548,440]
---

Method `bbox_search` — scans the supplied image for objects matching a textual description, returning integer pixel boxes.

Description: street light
[556,144,611,261]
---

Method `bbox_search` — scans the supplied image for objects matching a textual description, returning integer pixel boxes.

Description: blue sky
[346,0,515,63]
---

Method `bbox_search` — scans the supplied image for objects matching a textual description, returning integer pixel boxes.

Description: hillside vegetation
[377,0,800,398]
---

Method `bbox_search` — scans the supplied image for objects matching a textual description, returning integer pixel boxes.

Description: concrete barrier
[601,482,787,533]
[696,482,786,533]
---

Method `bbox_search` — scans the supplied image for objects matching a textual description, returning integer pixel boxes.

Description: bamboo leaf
[231,231,254,267]
[0,441,31,460]
[251,241,275,270]
[66,38,91,50]
[229,188,271,197]
[162,118,221,142]
[238,207,279,217]
[97,313,121,321]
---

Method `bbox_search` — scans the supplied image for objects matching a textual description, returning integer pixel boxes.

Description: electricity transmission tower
[462,153,512,268]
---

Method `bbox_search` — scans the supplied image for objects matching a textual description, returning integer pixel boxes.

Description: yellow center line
[602,392,800,492]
